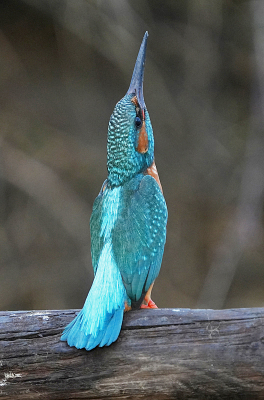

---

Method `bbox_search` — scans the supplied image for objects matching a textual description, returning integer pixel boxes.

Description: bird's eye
[135,116,142,128]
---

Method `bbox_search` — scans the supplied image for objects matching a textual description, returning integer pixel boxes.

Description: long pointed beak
[127,31,148,110]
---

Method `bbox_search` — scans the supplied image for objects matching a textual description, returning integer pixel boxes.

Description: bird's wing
[112,174,168,305]
[90,180,107,274]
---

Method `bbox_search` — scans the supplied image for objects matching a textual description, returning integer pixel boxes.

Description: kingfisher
[61,32,168,351]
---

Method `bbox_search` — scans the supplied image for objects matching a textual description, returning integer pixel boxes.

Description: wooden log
[0,308,264,399]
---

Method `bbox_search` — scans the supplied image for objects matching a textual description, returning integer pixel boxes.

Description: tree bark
[0,308,264,399]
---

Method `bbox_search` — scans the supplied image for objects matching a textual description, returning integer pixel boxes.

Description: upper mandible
[126,31,148,111]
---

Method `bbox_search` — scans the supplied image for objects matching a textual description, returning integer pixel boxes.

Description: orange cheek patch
[136,121,148,153]
[131,96,139,106]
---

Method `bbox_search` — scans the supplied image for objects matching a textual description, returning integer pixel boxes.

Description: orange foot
[140,299,158,309]
[140,282,158,309]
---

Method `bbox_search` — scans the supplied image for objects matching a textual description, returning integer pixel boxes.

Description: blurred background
[0,0,263,311]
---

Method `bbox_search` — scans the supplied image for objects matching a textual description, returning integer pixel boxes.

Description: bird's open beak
[127,31,148,111]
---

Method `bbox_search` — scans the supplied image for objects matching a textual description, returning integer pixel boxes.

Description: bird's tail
[61,243,127,350]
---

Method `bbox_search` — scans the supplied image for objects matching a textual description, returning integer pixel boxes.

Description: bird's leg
[140,282,158,309]
[124,301,132,312]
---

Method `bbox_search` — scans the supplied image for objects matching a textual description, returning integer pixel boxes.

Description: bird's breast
[145,161,163,193]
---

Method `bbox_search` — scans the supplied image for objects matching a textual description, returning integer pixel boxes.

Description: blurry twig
[0,141,91,245]
[197,1,264,308]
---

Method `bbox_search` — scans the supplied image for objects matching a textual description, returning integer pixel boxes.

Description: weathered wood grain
[0,308,264,399]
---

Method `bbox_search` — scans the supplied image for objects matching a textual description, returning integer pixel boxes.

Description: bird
[61,32,168,351]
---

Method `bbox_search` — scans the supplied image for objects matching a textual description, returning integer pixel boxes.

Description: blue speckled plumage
[107,94,154,186]
[61,32,168,351]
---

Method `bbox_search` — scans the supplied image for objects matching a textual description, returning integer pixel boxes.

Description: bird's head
[107,32,154,187]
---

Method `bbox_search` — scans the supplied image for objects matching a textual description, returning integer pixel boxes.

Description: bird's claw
[140,299,158,309]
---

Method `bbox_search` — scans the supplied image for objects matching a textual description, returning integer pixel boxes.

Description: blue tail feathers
[61,241,127,350]
[61,307,124,350]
